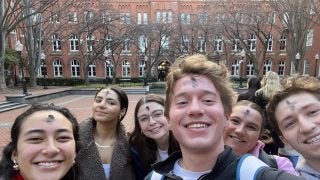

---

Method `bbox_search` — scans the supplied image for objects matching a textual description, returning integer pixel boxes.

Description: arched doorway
[157,61,170,81]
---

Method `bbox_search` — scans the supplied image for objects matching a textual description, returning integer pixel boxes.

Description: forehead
[96,89,118,99]
[232,105,263,126]
[275,92,319,119]
[172,75,218,96]
[20,110,73,133]
[138,102,163,114]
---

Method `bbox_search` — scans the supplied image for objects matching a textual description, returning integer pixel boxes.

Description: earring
[13,159,19,171]
[72,160,76,166]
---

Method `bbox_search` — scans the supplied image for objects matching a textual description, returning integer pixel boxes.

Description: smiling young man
[145,54,303,180]
[268,75,320,179]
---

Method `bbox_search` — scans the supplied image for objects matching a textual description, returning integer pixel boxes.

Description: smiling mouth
[305,134,320,144]
[149,126,161,133]
[229,135,245,143]
[35,161,62,168]
[185,123,209,129]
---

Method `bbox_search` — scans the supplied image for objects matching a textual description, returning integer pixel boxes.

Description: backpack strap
[258,150,278,169]
[149,170,164,180]
[236,154,269,180]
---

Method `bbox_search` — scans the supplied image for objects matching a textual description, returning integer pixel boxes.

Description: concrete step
[124,88,146,94]
[0,102,28,113]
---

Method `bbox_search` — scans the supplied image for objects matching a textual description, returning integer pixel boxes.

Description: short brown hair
[267,75,320,136]
[165,54,236,118]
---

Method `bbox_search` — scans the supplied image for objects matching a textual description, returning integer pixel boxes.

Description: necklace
[95,141,115,150]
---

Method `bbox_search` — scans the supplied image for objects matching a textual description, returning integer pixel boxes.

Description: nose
[234,124,245,134]
[188,99,204,116]
[42,139,60,156]
[148,116,157,125]
[299,116,316,134]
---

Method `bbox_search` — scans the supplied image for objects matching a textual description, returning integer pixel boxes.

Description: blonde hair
[255,71,282,99]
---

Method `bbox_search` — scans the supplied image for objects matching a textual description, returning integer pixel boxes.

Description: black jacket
[145,146,304,180]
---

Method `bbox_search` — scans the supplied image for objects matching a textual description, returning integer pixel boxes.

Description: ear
[120,108,127,117]
[11,149,18,161]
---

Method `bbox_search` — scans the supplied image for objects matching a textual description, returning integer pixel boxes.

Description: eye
[153,112,163,118]
[230,118,240,125]
[246,125,258,131]
[57,135,73,142]
[203,98,214,104]
[95,98,102,103]
[308,109,320,117]
[26,137,43,143]
[284,120,296,129]
[139,116,149,122]
[107,100,117,105]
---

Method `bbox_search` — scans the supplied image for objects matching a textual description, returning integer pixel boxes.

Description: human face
[275,92,320,163]
[12,110,76,180]
[137,102,169,145]
[169,75,228,154]
[92,89,122,124]
[224,105,262,155]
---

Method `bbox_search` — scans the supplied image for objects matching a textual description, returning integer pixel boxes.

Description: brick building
[9,0,320,84]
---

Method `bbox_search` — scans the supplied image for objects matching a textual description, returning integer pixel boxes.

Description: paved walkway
[0,86,148,153]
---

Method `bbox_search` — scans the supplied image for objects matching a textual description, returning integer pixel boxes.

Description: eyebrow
[138,109,163,118]
[174,90,219,99]
[24,128,73,135]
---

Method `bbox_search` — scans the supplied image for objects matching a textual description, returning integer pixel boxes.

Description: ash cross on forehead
[105,90,110,95]
[190,76,198,87]
[145,106,150,111]
[45,114,55,123]
[286,100,296,111]
[243,109,250,116]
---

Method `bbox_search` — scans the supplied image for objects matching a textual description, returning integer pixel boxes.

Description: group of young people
[0,53,318,179]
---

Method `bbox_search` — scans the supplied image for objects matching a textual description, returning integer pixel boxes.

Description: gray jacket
[296,159,320,180]
[77,118,135,180]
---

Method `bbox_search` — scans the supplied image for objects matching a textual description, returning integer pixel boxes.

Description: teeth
[37,161,59,167]
[150,127,161,132]
[230,135,244,143]
[306,135,320,144]
[186,123,208,128]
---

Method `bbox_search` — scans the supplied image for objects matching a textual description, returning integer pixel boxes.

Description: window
[68,12,77,23]
[122,60,131,77]
[70,34,79,51]
[181,34,189,53]
[105,34,112,51]
[138,35,147,53]
[139,60,146,77]
[306,29,314,46]
[105,60,113,78]
[198,34,206,52]
[143,13,147,24]
[303,60,310,75]
[181,13,191,24]
[84,11,94,23]
[278,60,285,76]
[102,11,112,24]
[52,34,61,51]
[214,35,223,52]
[266,34,273,52]
[122,38,130,52]
[248,34,256,52]
[86,33,94,52]
[156,11,172,23]
[235,12,243,23]
[267,12,275,24]
[231,60,241,76]
[137,13,142,24]
[53,59,63,77]
[120,12,130,24]
[88,62,96,77]
[246,60,254,76]
[279,35,286,51]
[263,59,272,75]
[71,60,80,77]
[38,61,47,77]
[198,13,207,24]
[50,12,60,23]
[215,12,224,24]
[161,35,169,50]
[232,39,241,52]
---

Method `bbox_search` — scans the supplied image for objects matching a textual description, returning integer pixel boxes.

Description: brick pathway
[0,86,149,154]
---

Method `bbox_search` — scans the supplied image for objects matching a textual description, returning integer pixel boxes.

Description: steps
[0,101,28,113]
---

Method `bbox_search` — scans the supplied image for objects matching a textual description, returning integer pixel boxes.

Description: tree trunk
[0,30,7,90]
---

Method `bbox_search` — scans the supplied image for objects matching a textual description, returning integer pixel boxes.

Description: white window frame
[248,34,256,52]
[70,34,79,52]
[122,38,130,52]
[181,34,189,52]
[53,59,63,77]
[246,60,254,76]
[68,12,78,23]
[306,29,314,47]
[232,39,241,52]
[279,35,286,51]
[214,35,223,52]
[139,60,146,77]
[122,60,131,77]
[161,35,169,50]
[198,35,206,52]
[86,33,95,52]
[278,60,285,76]
[266,34,273,52]
[88,62,96,77]
[263,59,272,75]
[71,60,80,77]
[52,34,61,51]
[143,13,148,24]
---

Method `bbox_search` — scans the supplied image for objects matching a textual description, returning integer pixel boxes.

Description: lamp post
[144,55,149,94]
[40,52,48,89]
[315,53,319,77]
[103,50,110,86]
[295,52,300,74]
[239,49,245,88]
[15,40,29,96]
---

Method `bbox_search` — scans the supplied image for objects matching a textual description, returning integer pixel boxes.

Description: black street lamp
[15,40,29,96]
[315,53,319,77]
[40,51,48,89]
[239,49,245,88]
[103,50,110,86]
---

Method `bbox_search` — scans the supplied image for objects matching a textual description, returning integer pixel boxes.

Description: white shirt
[172,159,211,180]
